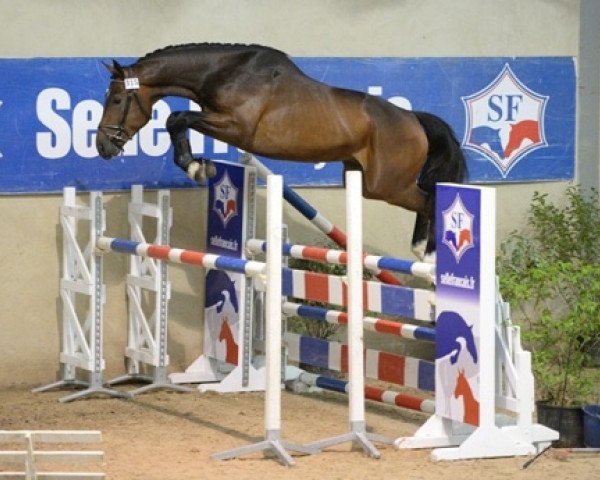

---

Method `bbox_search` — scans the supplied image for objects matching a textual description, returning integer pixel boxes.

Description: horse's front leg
[166,112,216,184]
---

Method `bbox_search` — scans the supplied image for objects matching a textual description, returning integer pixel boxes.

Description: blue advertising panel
[206,161,248,258]
[435,184,484,426]
[203,160,250,365]
[0,56,575,193]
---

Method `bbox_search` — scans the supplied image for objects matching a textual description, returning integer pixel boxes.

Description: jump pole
[305,170,391,457]
[298,372,436,414]
[240,153,402,286]
[246,240,434,281]
[212,175,317,466]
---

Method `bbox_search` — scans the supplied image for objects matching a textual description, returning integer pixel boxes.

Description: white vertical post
[477,187,496,430]
[346,171,365,427]
[212,174,316,465]
[305,170,390,457]
[265,174,283,434]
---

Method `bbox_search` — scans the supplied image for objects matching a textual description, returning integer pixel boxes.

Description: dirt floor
[1,384,599,480]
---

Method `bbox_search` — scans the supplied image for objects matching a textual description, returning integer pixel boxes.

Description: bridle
[98,72,152,151]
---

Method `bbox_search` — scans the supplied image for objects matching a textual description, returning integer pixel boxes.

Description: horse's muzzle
[96,132,123,159]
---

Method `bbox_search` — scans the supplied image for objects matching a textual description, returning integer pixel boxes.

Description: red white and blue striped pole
[282,301,435,342]
[246,239,434,280]
[299,372,435,414]
[96,237,266,276]
[241,153,402,286]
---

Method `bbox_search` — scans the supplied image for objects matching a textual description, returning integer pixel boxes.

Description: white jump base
[0,430,103,479]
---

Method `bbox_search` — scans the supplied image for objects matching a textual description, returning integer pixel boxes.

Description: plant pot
[536,400,585,448]
[583,405,600,447]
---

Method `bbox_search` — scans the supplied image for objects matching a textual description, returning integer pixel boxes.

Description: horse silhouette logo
[442,193,474,262]
[453,368,480,426]
[436,310,478,365]
[212,170,238,227]
[204,270,240,363]
[205,270,239,314]
[219,318,239,365]
[462,63,548,177]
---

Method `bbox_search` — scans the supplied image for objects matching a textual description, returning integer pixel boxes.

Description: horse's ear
[102,59,125,79]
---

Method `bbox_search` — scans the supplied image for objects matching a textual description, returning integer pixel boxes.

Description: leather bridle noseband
[98,73,151,151]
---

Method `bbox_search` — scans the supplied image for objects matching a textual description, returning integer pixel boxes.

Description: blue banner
[0,56,575,193]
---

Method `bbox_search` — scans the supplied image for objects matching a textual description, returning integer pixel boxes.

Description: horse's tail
[413,111,468,195]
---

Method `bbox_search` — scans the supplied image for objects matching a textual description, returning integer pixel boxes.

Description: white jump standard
[33,188,130,403]
[104,186,192,396]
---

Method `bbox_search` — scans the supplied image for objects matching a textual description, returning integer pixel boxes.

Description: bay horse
[96,43,467,260]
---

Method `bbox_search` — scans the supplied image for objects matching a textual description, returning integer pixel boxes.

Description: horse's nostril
[97,143,107,158]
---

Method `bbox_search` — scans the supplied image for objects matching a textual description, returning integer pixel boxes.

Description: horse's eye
[112,96,123,105]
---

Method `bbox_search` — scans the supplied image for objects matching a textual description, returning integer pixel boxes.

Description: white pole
[345,171,365,426]
[302,170,385,457]
[478,187,496,429]
[212,173,314,465]
[265,174,283,433]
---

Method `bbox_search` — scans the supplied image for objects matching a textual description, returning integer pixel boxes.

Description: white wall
[0,0,580,387]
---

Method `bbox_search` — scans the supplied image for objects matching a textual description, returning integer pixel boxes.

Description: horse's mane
[136,43,286,63]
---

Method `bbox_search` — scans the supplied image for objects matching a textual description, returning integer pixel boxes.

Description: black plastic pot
[536,400,584,448]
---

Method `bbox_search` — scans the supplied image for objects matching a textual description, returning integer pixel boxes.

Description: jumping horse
[96,43,467,261]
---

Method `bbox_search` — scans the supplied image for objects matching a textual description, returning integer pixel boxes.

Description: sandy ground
[1,384,599,480]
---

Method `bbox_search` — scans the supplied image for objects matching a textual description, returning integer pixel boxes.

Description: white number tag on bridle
[124,77,140,90]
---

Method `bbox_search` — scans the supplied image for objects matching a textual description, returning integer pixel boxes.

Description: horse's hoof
[186,158,217,184]
[187,161,203,183]
[204,160,217,179]
[194,171,208,184]
[177,152,194,170]
[411,240,427,261]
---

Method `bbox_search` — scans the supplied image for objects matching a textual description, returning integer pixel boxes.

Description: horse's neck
[135,57,211,102]
[137,50,249,101]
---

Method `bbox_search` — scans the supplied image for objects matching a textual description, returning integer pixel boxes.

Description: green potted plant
[498,186,600,447]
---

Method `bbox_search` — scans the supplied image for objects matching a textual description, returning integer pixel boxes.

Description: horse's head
[96,60,153,159]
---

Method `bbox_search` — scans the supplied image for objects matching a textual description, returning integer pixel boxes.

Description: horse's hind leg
[412,207,436,270]
[423,216,437,265]
[411,214,436,284]
[166,112,216,183]
[411,213,429,261]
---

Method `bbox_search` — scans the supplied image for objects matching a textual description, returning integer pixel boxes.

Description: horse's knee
[166,111,188,134]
